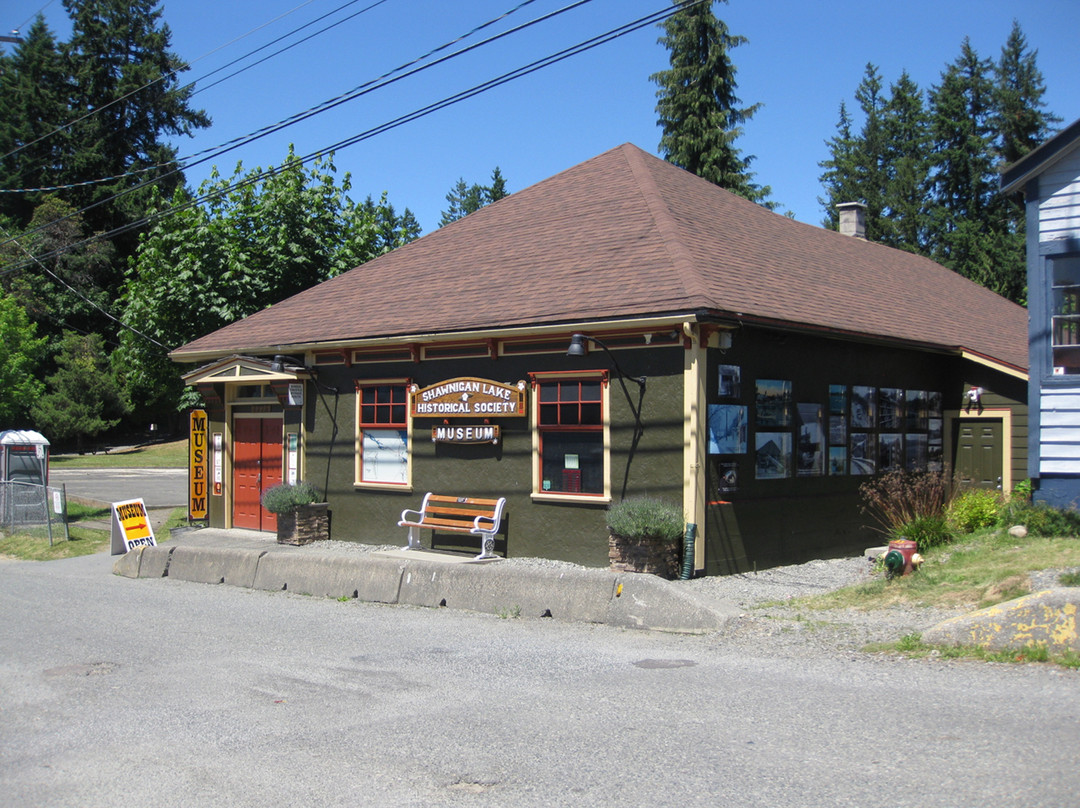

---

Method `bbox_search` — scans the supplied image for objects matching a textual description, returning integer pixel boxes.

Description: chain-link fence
[0,481,70,544]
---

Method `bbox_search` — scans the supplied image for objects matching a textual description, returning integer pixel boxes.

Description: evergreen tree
[651,0,771,206]
[817,102,859,229]
[0,196,116,350]
[928,38,1014,298]
[439,167,510,226]
[59,0,210,256]
[989,21,1060,304]
[31,331,126,450]
[878,71,931,253]
[0,17,70,227]
[488,167,508,203]
[993,21,1059,166]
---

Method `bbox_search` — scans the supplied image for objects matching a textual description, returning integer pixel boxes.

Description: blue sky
[8,0,1080,233]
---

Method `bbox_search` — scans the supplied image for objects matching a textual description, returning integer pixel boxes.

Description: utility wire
[0,0,368,165]
[0,224,171,352]
[1,1,702,279]
[1,0,541,195]
[0,0,580,243]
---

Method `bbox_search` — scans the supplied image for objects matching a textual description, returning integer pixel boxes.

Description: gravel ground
[314,540,967,653]
[212,537,1080,657]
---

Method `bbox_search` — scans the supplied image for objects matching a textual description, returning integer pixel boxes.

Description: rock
[1008,525,1028,539]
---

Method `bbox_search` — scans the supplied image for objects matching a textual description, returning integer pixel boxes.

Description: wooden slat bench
[398,493,506,560]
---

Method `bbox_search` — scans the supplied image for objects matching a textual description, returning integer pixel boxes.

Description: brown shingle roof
[173,143,1028,371]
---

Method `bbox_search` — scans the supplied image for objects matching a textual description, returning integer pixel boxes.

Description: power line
[1,1,702,280]
[0,0,370,166]
[0,0,579,243]
[0,223,171,352]
[1,0,542,195]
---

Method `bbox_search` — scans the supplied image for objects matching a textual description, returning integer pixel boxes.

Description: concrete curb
[923,588,1080,653]
[113,540,737,634]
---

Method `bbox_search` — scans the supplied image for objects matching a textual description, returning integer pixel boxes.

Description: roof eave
[1001,117,1080,195]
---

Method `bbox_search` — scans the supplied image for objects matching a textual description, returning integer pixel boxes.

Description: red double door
[233,417,283,531]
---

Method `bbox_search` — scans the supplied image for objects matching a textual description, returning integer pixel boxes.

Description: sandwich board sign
[110,498,157,555]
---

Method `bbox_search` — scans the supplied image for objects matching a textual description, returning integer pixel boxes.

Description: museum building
[174,144,1028,574]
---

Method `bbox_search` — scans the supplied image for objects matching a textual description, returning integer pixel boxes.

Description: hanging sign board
[110,498,156,555]
[431,425,501,444]
[189,409,208,521]
[410,378,527,417]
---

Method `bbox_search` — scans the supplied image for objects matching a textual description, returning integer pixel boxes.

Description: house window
[356,382,410,486]
[535,375,606,496]
[1050,254,1080,376]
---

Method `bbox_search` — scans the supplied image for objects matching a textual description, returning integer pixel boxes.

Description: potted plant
[260,481,329,545]
[606,497,684,579]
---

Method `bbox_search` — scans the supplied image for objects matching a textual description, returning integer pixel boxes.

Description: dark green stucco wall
[700,327,1027,575]
[303,346,687,568]
[195,325,1026,576]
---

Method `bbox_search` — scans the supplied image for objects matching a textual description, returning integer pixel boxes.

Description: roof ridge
[621,145,713,304]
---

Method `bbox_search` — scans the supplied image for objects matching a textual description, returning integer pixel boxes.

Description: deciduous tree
[0,293,46,425]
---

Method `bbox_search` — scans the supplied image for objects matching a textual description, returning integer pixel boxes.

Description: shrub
[606,497,684,542]
[893,514,954,550]
[260,481,321,514]
[860,470,953,536]
[997,500,1080,537]
[946,488,1003,533]
[1011,478,1034,503]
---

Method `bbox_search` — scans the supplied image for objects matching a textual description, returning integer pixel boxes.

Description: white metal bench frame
[398,493,506,560]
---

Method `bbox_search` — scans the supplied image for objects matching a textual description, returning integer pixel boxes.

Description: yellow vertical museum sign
[189,409,208,521]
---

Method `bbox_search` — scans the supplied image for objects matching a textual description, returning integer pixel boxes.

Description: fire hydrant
[883,539,923,579]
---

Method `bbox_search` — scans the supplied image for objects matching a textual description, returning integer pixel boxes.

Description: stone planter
[276,502,330,546]
[608,532,679,579]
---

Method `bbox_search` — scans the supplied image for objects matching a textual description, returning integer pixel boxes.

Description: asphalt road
[1,552,1077,807]
[48,467,187,508]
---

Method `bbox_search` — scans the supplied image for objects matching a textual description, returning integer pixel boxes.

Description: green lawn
[0,506,188,561]
[51,439,188,469]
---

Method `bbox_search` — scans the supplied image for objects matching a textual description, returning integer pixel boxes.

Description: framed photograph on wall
[715,460,738,495]
[879,432,903,472]
[905,390,928,430]
[829,446,847,475]
[928,441,944,472]
[829,415,847,445]
[928,418,943,442]
[718,365,741,398]
[755,432,792,479]
[707,404,748,454]
[878,388,904,430]
[928,391,943,418]
[906,433,928,471]
[850,433,876,475]
[797,403,824,476]
[756,379,792,428]
[851,386,876,428]
[829,384,847,416]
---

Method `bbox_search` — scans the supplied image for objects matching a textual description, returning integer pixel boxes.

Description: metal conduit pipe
[680,523,697,580]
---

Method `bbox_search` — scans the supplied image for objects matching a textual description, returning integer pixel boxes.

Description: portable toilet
[1,430,50,486]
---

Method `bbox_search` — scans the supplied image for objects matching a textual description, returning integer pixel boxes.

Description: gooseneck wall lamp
[567,333,647,500]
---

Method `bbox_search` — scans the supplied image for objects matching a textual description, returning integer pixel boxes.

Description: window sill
[531,492,611,505]
[354,482,413,492]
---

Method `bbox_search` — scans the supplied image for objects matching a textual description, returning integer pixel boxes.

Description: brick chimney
[837,202,867,240]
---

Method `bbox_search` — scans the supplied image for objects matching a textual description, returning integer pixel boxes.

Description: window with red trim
[357,383,409,485]
[537,377,603,494]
